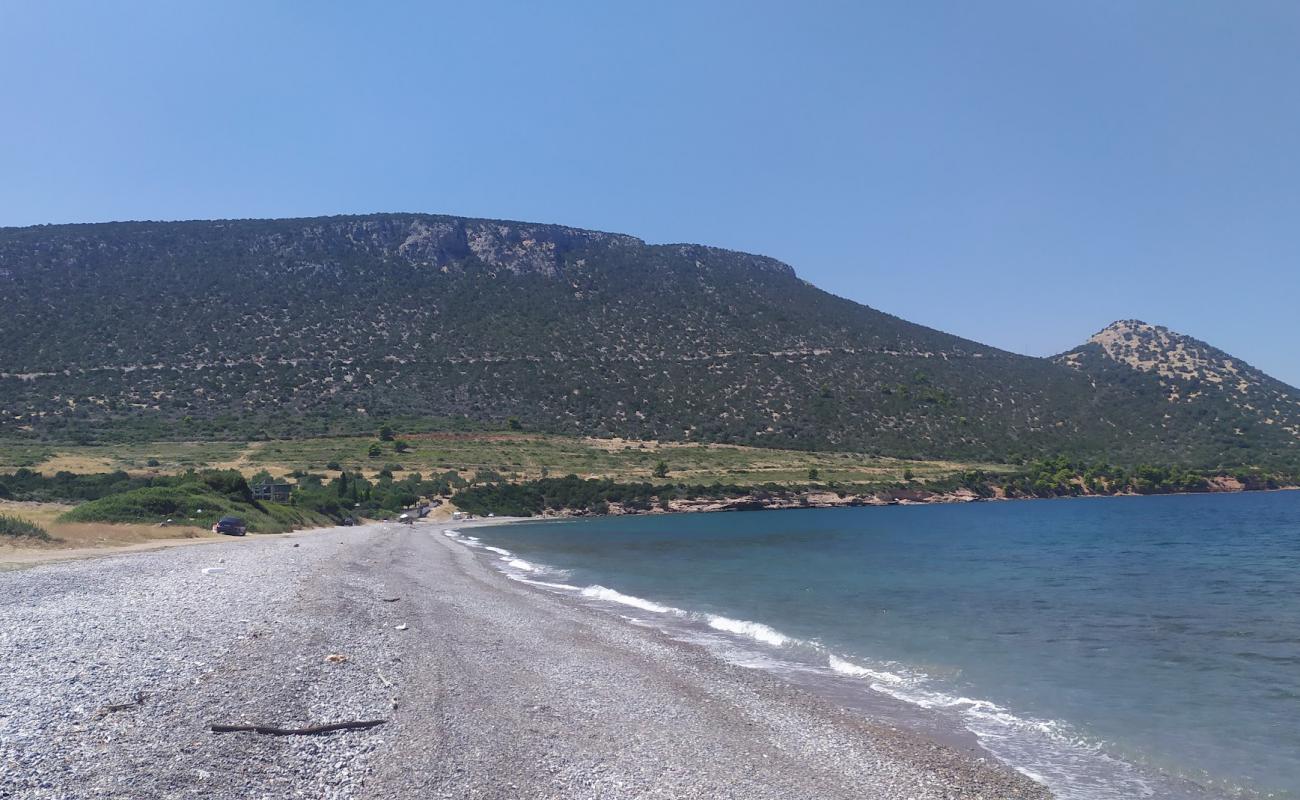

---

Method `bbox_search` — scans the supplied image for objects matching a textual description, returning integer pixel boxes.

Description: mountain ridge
[0,213,1294,468]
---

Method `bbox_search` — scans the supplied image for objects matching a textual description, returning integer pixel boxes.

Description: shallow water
[462,492,1300,799]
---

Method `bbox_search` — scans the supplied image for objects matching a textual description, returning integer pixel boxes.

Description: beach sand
[0,520,1049,799]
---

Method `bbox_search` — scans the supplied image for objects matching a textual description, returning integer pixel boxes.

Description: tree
[378,425,395,442]
[652,461,669,479]
[368,442,383,459]
[902,469,915,481]
[807,467,820,481]
[249,469,274,487]
[394,440,410,453]
[507,417,523,431]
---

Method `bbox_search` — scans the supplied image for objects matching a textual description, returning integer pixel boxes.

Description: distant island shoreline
[451,470,1300,520]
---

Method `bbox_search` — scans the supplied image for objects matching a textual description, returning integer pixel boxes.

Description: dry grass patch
[35,454,119,474]
[43,521,213,549]
[0,500,213,551]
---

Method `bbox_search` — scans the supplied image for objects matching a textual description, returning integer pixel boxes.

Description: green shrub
[0,514,52,541]
[61,486,237,525]
[59,485,330,534]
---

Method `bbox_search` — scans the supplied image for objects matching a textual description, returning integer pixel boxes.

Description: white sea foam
[442,529,459,537]
[505,558,536,572]
[580,585,682,614]
[517,579,581,591]
[483,546,512,556]
[826,655,914,686]
[705,615,792,647]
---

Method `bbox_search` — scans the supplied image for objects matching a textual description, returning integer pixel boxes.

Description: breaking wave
[705,615,793,647]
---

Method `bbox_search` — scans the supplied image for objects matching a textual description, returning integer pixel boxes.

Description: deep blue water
[460,492,1300,799]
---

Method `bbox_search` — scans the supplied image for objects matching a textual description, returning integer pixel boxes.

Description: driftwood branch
[96,691,147,717]
[210,719,387,736]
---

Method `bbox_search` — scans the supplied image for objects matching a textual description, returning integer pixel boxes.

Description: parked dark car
[341,517,355,526]
[213,516,247,536]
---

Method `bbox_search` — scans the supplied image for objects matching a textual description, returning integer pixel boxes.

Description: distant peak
[1089,319,1154,341]
[1061,319,1286,400]
[1083,320,1211,371]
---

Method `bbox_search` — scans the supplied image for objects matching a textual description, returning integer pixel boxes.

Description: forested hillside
[1,214,1295,467]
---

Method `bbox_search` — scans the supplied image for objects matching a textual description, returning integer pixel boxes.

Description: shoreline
[448,517,994,757]
[6,483,1292,569]
[451,509,1240,800]
[416,522,1052,798]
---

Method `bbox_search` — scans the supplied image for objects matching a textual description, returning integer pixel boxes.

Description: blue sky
[3,2,1298,385]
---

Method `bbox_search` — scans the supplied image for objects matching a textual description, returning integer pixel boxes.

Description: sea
[445,491,1300,799]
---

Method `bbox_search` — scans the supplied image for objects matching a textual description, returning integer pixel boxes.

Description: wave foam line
[827,655,915,686]
[483,546,512,556]
[580,585,685,615]
[517,578,581,591]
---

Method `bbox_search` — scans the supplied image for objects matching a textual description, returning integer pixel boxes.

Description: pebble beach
[0,522,1049,799]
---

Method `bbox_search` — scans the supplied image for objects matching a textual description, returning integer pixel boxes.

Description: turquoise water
[458,492,1300,799]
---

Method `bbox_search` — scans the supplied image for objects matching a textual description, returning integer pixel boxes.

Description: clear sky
[3,2,1297,385]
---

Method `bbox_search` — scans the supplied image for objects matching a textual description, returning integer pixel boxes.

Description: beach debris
[324,653,348,664]
[210,719,386,736]
[394,623,408,631]
[201,567,226,575]
[376,669,394,687]
[380,596,400,603]
[292,543,300,548]
[95,691,147,717]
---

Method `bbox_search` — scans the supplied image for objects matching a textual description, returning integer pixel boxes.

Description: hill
[0,214,1295,467]
[1055,320,1300,464]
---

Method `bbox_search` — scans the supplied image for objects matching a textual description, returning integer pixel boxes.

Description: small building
[252,482,292,502]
